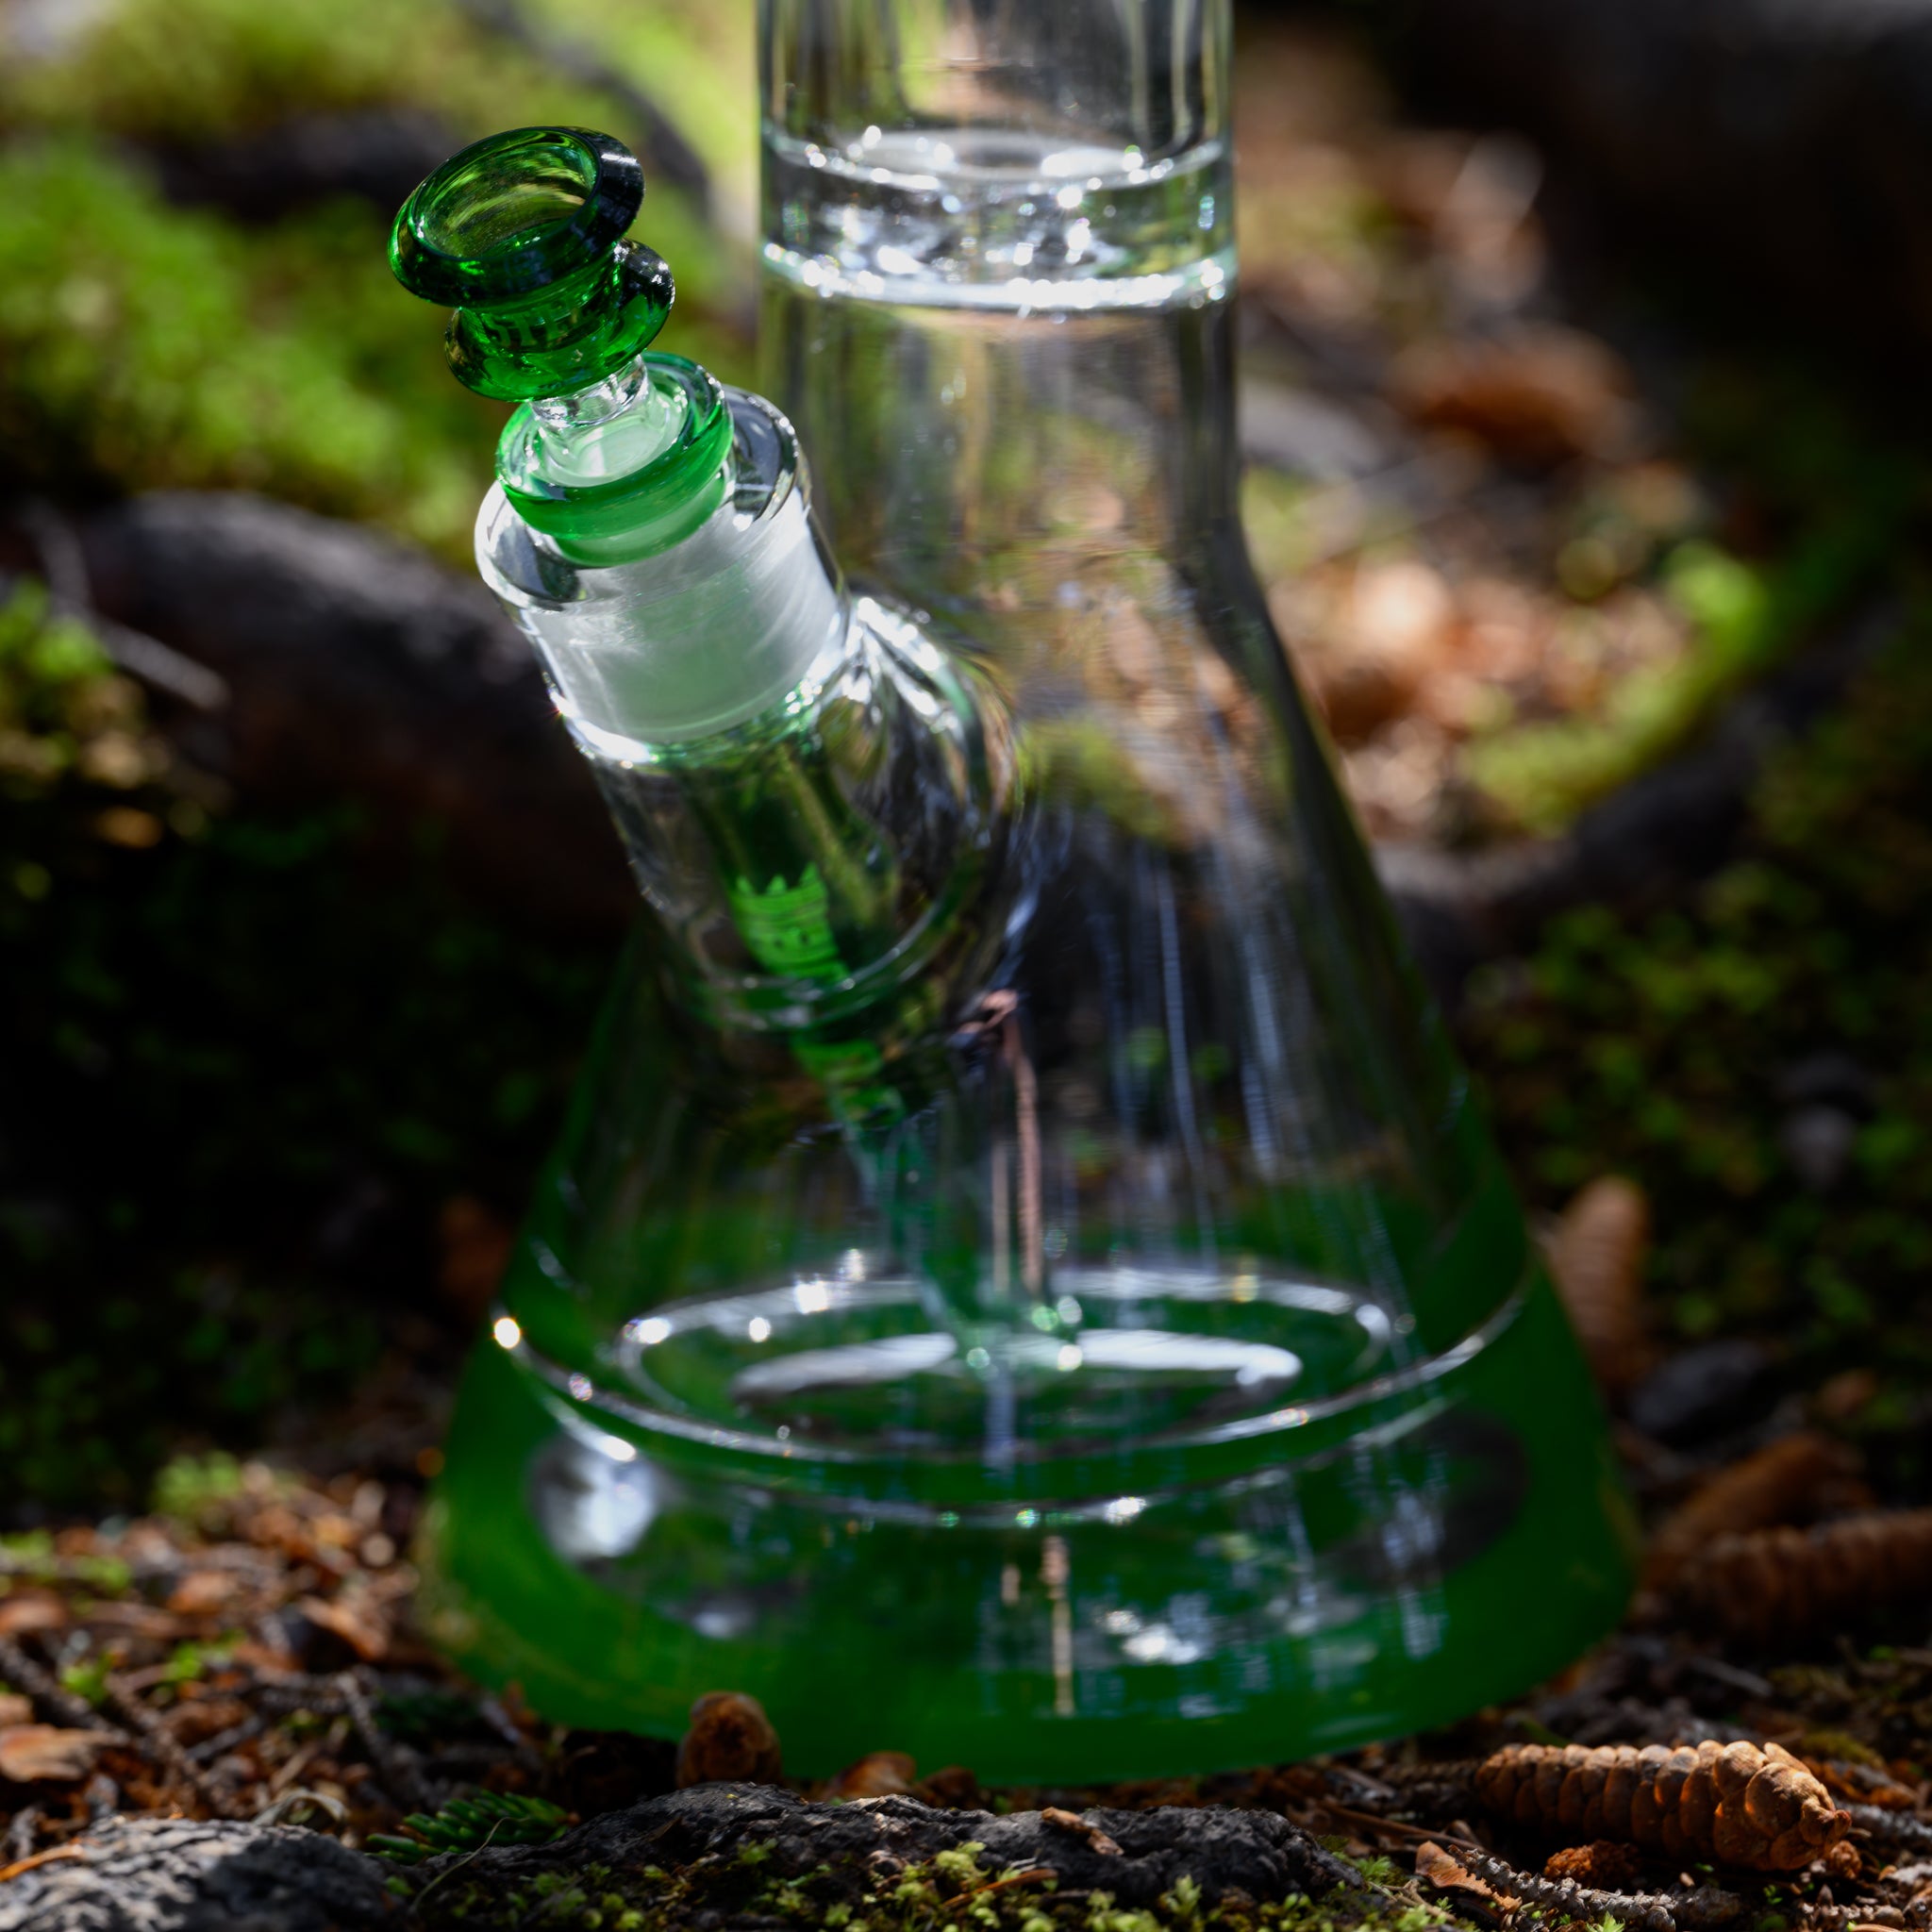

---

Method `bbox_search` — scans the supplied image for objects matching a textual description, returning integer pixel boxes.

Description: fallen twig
[965,1865,1058,1898]
[2,1810,42,1867]
[17,503,228,712]
[0,1844,85,1886]
[1429,1841,1746,1932]
[0,1635,126,1740]
[101,1672,237,1819]
[336,1666,432,1812]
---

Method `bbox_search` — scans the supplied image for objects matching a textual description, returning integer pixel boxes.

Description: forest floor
[4,7,1932,1928]
[6,1394,1932,1931]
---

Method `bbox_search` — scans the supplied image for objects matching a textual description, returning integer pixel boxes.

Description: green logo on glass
[727,866,847,983]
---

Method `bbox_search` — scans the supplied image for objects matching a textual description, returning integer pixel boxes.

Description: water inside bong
[621,1260,1391,1452]
[762,124,1235,309]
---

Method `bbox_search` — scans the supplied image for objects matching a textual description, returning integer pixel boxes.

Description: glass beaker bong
[400,1,1634,1784]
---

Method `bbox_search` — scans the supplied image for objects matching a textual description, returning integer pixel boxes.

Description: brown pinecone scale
[1673,1508,1932,1642]
[1474,1740,1851,1871]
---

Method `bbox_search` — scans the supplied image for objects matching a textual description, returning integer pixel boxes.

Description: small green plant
[58,1655,111,1707]
[933,1843,989,1889]
[157,1634,241,1688]
[152,1451,247,1524]
[367,1790,568,1864]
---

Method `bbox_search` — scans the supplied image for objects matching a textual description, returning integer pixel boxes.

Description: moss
[1462,609,1932,1453]
[406,1865,1475,1932]
[58,1654,111,1707]
[1463,504,1905,834]
[0,0,757,560]
[0,584,611,1514]
[0,139,485,549]
[2,0,754,196]
[151,1450,248,1524]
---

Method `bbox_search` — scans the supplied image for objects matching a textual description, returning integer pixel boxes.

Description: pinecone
[823,1750,916,1800]
[1474,1740,1850,1871]
[675,1690,784,1788]
[1544,1176,1651,1395]
[1644,1430,1869,1592]
[1544,1840,1646,1888]
[1672,1508,1932,1643]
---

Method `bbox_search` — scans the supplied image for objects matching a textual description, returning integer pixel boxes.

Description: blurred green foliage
[0,0,755,556]
[0,575,117,792]
[0,140,484,547]
[1463,372,1921,834]
[151,1449,248,1525]
[1463,613,1932,1391]
[1462,525,1873,835]
[0,0,765,1513]
[8,0,472,138]
[2,0,753,181]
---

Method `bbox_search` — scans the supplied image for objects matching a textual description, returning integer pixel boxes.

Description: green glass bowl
[389,126,673,402]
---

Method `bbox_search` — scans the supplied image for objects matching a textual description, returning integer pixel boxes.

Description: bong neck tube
[390,126,1006,1028]
[759,0,1234,308]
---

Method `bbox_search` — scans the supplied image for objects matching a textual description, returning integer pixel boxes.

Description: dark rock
[1774,1051,1876,1191]
[409,1784,1358,1922]
[78,491,631,932]
[0,1792,1356,1930]
[147,111,462,223]
[1775,1051,1878,1116]
[1627,1338,1775,1444]
[0,1816,394,1932]
[1240,377,1395,481]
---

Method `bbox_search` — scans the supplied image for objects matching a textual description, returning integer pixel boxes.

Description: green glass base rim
[497,353,733,559]
[414,1285,1639,1783]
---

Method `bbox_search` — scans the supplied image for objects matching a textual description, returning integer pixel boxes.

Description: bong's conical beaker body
[410,5,1634,1783]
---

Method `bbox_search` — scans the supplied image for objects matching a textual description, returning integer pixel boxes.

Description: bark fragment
[0,1816,393,1932]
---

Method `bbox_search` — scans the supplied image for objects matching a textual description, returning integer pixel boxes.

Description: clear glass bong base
[409,0,1638,1775]
[417,1094,1631,1780]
